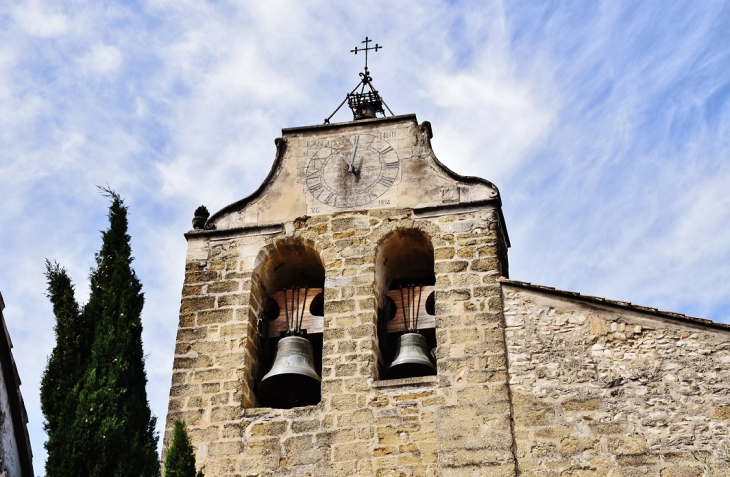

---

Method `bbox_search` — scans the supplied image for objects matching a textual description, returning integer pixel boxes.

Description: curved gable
[206,114,502,231]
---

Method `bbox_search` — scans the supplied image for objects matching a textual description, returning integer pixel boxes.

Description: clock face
[305,133,399,208]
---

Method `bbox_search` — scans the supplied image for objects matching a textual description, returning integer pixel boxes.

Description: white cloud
[79,44,122,75]
[12,0,69,38]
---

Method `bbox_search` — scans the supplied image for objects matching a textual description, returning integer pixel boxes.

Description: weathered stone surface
[165,202,510,475]
[504,284,730,476]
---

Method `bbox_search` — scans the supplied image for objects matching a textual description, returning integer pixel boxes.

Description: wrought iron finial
[351,36,382,77]
[324,36,394,123]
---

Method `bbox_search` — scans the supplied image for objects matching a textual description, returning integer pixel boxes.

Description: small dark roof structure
[0,292,34,476]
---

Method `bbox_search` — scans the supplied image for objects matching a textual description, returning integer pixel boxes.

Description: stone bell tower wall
[165,206,514,476]
[503,283,730,476]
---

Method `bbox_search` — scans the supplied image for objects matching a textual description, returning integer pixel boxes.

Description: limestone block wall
[503,283,730,476]
[165,206,514,476]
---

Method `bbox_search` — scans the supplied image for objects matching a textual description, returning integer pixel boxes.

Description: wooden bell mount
[385,285,435,333]
[267,287,324,336]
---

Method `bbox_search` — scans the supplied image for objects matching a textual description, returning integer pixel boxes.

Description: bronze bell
[258,336,321,409]
[387,332,437,379]
[355,102,378,120]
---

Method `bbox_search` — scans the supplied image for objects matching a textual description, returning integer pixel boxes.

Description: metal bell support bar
[282,287,309,336]
[398,284,423,333]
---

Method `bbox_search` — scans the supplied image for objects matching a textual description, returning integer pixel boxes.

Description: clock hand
[349,136,359,173]
[332,140,355,170]
[340,152,354,170]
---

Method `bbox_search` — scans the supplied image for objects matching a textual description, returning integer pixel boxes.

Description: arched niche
[374,228,437,379]
[249,238,324,408]
[253,239,325,293]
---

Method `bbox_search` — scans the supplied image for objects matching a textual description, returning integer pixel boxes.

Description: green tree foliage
[42,188,159,476]
[164,421,204,477]
[41,261,92,475]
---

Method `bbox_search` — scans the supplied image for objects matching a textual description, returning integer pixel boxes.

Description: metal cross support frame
[324,36,395,123]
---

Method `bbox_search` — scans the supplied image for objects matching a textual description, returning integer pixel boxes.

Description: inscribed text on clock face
[305,133,399,208]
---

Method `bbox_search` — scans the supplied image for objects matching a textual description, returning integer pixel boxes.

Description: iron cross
[351,36,382,74]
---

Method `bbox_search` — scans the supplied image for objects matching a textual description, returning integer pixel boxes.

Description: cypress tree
[41,261,92,476]
[74,188,159,475]
[43,188,160,475]
[164,421,204,477]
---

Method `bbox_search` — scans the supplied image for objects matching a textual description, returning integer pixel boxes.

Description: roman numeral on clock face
[380,145,393,155]
[306,171,319,181]
[321,193,336,206]
[377,176,395,187]
[384,161,398,169]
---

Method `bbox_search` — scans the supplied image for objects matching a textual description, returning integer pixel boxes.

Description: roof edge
[500,278,730,332]
[412,199,501,217]
[207,137,288,226]
[185,223,284,240]
[419,121,503,197]
[281,114,418,135]
[416,121,508,246]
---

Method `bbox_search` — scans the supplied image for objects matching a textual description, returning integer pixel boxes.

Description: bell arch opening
[249,238,325,409]
[374,228,437,380]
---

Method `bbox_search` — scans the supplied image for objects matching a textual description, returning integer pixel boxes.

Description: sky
[1,0,729,473]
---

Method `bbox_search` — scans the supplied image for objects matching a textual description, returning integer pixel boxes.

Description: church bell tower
[165,38,514,476]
